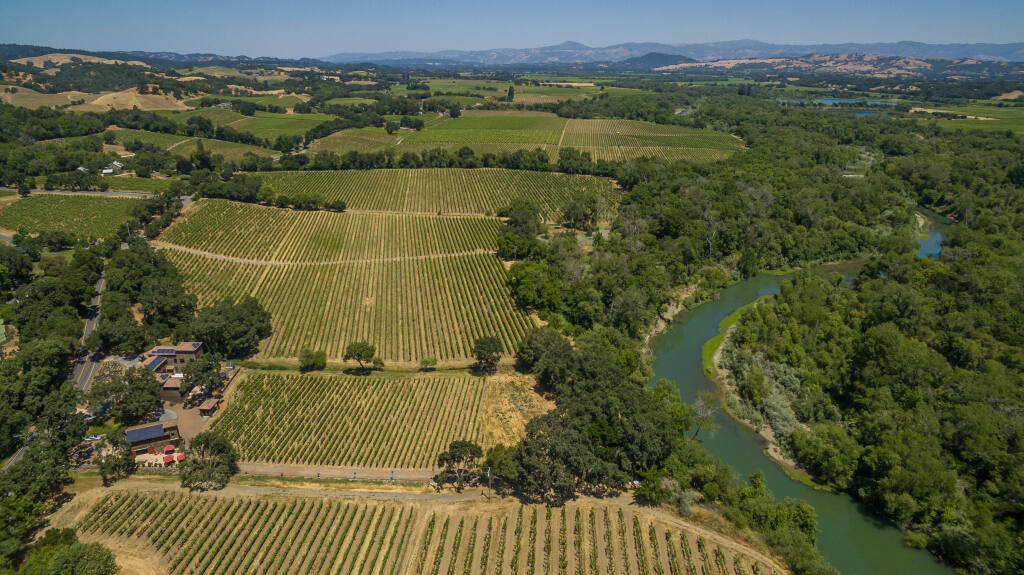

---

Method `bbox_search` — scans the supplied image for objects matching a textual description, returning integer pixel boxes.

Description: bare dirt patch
[909,107,997,120]
[992,90,1024,101]
[480,374,553,448]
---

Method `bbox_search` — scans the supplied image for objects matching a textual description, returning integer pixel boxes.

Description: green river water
[648,223,954,574]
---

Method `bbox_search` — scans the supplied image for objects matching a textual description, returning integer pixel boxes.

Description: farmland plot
[78,491,788,575]
[213,372,487,468]
[257,169,619,218]
[404,111,566,145]
[160,199,500,262]
[0,194,140,238]
[230,111,333,139]
[164,249,534,362]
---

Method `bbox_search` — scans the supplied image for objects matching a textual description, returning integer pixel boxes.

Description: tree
[48,542,118,575]
[419,357,438,371]
[691,390,720,440]
[385,121,400,135]
[187,296,271,359]
[299,347,327,372]
[0,496,41,563]
[179,430,238,491]
[343,341,376,370]
[449,105,461,119]
[87,367,162,426]
[17,177,32,197]
[472,336,502,373]
[506,84,515,102]
[436,440,483,491]
[180,354,221,398]
[94,435,136,486]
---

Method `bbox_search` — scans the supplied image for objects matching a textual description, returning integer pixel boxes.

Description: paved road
[71,272,105,392]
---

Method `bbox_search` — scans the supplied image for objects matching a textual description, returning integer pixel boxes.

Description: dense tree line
[720,128,1024,574]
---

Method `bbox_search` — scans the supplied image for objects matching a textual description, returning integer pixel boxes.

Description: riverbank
[699,299,821,488]
[644,281,700,347]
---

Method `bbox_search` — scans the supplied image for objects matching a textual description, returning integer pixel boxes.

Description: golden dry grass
[12,52,150,68]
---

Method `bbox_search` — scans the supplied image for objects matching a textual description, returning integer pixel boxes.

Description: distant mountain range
[324,40,1024,65]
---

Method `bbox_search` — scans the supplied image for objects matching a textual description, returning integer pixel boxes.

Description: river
[648,219,951,574]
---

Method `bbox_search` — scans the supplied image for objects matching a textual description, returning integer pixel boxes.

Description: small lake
[648,219,951,574]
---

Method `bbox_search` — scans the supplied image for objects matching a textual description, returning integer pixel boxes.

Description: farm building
[198,397,220,417]
[101,161,124,175]
[142,342,204,373]
[125,420,180,455]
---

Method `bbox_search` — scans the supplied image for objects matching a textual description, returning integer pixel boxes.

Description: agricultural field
[164,249,534,362]
[0,194,140,238]
[75,489,787,575]
[184,93,307,108]
[230,111,333,139]
[257,169,620,218]
[404,111,567,145]
[110,128,190,149]
[213,372,488,468]
[160,199,501,262]
[308,111,743,162]
[910,103,1024,134]
[306,127,399,154]
[102,176,177,192]
[325,97,377,106]
[155,107,248,126]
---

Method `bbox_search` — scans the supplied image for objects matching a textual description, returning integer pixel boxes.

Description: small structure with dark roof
[198,397,220,417]
[142,342,203,374]
[125,420,180,455]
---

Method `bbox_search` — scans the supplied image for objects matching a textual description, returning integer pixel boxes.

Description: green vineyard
[164,249,534,362]
[77,490,786,575]
[0,194,141,238]
[257,168,619,218]
[213,372,487,468]
[161,199,501,262]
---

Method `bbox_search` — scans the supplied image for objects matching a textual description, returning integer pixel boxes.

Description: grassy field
[230,111,333,139]
[325,97,377,107]
[213,372,488,468]
[76,488,787,575]
[256,169,620,218]
[154,108,247,126]
[160,199,500,262]
[103,176,177,192]
[0,194,139,238]
[184,93,306,108]
[308,111,743,162]
[164,249,534,362]
[404,111,566,145]
[910,103,1024,134]
[306,127,400,154]
[110,128,189,149]
[109,129,277,158]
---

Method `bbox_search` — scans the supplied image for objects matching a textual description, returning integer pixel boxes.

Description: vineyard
[0,194,140,238]
[304,111,742,163]
[257,169,619,218]
[212,372,488,468]
[404,111,566,145]
[231,111,334,139]
[160,199,501,262]
[164,249,534,361]
[76,490,787,575]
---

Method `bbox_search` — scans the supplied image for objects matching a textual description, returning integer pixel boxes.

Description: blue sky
[2,0,1021,58]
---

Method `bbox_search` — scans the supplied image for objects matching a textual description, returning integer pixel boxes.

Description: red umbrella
[163,445,175,453]
[176,453,186,462]
[162,454,175,464]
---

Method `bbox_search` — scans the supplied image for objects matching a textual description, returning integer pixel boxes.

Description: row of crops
[165,249,534,362]
[161,199,501,262]
[78,491,785,575]
[0,194,141,238]
[412,504,782,575]
[561,119,744,151]
[79,491,417,575]
[257,168,619,218]
[212,372,487,468]
[405,111,567,145]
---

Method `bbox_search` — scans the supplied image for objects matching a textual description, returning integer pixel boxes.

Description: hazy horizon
[2,0,1022,60]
